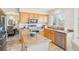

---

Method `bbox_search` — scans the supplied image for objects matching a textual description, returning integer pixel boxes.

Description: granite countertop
[46,28,74,33]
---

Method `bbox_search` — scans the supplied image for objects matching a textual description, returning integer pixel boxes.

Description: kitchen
[0,8,78,51]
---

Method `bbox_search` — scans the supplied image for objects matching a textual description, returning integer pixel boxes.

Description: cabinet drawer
[56,32,66,50]
[56,40,65,49]
[50,33,56,43]
[44,29,51,39]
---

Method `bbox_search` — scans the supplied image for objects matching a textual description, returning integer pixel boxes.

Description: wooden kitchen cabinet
[44,29,51,39]
[50,30,56,43]
[55,32,66,50]
[20,12,48,24]
[44,29,56,43]
[44,28,66,50]
[20,12,29,23]
[38,15,48,24]
[39,29,45,36]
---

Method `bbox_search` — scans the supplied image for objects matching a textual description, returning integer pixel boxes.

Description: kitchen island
[20,29,51,51]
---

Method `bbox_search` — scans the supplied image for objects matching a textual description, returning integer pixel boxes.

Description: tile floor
[6,40,64,51]
[49,43,64,51]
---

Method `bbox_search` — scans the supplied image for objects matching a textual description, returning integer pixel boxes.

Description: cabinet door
[39,29,44,36]
[50,31,56,43]
[20,13,29,23]
[29,13,34,19]
[43,15,48,24]
[38,15,48,24]
[44,29,51,39]
[56,32,66,50]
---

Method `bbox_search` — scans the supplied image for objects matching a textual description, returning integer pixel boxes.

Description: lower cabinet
[44,28,66,50]
[44,29,51,39]
[55,32,66,50]
[44,29,56,43]
[50,30,56,43]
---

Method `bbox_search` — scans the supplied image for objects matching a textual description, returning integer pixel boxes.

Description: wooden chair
[19,29,30,51]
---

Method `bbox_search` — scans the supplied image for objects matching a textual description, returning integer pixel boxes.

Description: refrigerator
[0,16,7,51]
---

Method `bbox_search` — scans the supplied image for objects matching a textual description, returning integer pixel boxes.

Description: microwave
[29,19,38,23]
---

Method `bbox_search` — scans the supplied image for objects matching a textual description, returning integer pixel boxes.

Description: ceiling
[1,8,56,14]
[19,8,54,14]
[2,8,18,13]
[24,8,53,12]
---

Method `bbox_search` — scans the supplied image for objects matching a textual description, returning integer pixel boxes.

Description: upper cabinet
[20,12,29,23]
[20,12,48,24]
[38,15,48,24]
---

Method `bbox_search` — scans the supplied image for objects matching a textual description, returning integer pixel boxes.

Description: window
[53,13,64,26]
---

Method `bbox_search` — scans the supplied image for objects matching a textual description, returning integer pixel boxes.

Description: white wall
[48,14,54,27]
[64,8,74,30]
[49,9,64,15]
